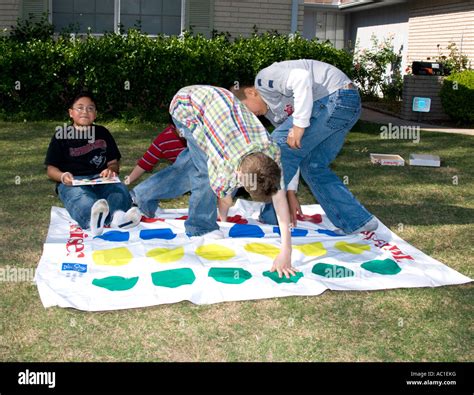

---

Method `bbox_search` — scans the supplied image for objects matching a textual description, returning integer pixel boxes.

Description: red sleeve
[137,131,167,171]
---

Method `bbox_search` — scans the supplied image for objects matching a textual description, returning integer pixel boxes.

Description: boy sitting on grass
[167,85,297,278]
[44,91,140,236]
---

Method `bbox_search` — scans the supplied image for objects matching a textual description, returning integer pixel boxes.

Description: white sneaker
[332,216,379,236]
[90,199,109,236]
[111,207,142,229]
[350,216,378,234]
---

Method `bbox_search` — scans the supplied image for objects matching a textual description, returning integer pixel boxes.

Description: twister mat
[35,200,471,311]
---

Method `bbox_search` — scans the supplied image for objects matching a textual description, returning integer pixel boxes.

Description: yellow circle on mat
[92,247,133,266]
[146,246,184,263]
[335,241,370,254]
[294,242,327,257]
[195,244,236,261]
[244,243,280,259]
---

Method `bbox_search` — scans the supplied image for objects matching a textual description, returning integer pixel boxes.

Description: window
[53,0,115,33]
[121,0,181,35]
[52,0,182,35]
[315,12,345,49]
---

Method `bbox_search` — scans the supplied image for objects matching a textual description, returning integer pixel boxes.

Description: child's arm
[217,194,233,222]
[270,188,297,279]
[126,165,146,185]
[47,165,74,185]
[285,69,313,149]
[287,168,301,227]
[287,190,302,228]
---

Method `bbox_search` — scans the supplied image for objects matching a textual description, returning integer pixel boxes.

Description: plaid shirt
[169,85,281,197]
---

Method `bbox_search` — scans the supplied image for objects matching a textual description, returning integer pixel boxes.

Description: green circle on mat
[92,276,139,291]
[361,258,402,275]
[208,267,252,284]
[263,270,303,284]
[151,268,196,288]
[312,263,355,278]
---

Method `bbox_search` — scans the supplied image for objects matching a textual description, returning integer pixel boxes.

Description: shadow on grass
[366,203,474,227]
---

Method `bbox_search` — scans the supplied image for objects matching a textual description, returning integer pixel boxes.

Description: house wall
[0,0,20,32]
[349,4,410,73]
[212,0,304,37]
[407,0,474,67]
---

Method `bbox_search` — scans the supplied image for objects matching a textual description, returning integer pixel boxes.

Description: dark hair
[69,90,96,108]
[229,84,253,102]
[239,152,281,203]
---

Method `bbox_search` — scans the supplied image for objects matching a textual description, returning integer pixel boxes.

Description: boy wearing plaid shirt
[169,85,296,278]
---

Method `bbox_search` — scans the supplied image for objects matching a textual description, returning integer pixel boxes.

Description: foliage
[435,42,471,74]
[440,70,474,124]
[352,34,403,100]
[8,13,54,42]
[0,22,353,121]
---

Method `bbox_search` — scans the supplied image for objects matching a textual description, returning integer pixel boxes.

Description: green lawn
[0,120,472,362]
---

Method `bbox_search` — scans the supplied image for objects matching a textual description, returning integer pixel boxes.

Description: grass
[0,119,472,362]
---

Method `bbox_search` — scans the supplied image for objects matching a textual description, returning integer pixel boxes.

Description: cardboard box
[409,154,440,167]
[370,153,405,166]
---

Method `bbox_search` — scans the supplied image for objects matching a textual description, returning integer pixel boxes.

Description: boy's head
[238,152,281,203]
[68,91,97,127]
[230,85,268,116]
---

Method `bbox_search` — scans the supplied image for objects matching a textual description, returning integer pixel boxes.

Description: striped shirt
[169,85,281,198]
[137,124,186,171]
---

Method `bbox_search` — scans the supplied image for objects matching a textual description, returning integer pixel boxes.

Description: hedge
[440,70,474,124]
[0,30,353,121]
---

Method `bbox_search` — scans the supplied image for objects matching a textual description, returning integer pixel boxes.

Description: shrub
[352,34,402,100]
[440,70,474,124]
[0,26,353,121]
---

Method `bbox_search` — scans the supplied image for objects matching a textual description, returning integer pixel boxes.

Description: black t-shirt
[44,124,121,176]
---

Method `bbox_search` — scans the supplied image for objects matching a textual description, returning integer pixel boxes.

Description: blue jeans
[260,88,373,233]
[58,175,132,229]
[171,119,219,236]
[131,148,193,218]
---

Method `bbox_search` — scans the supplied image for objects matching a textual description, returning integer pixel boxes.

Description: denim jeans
[260,88,374,233]
[171,119,219,236]
[58,175,132,229]
[131,148,193,218]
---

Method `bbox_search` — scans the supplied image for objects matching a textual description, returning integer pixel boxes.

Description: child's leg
[132,148,193,218]
[299,89,373,233]
[271,97,331,187]
[259,202,278,225]
[173,120,219,237]
[96,182,132,225]
[57,184,98,229]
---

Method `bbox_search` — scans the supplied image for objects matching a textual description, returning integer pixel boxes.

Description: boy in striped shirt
[169,85,296,278]
[127,123,186,184]
[127,122,191,219]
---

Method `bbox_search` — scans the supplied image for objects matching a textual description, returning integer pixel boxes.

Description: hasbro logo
[61,263,87,273]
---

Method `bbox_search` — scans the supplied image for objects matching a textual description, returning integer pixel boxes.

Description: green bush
[0,29,353,122]
[440,70,474,124]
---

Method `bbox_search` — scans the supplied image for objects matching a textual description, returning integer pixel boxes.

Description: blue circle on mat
[317,229,345,237]
[273,226,308,237]
[140,228,177,240]
[229,224,265,238]
[95,230,130,242]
